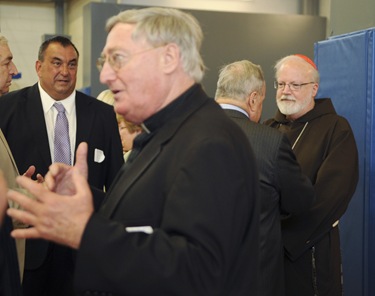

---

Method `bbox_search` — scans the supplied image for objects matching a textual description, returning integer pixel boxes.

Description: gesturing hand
[6,142,93,249]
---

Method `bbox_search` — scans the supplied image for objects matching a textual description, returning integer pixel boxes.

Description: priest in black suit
[6,8,260,296]
[0,35,123,296]
[215,60,315,296]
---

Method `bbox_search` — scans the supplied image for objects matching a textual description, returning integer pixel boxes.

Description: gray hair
[105,7,206,82]
[0,34,9,47]
[274,55,320,84]
[215,60,265,101]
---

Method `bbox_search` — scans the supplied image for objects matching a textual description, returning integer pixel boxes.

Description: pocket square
[125,226,154,234]
[94,148,105,163]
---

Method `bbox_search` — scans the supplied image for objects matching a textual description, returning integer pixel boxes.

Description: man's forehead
[104,23,146,51]
[45,45,78,60]
[278,62,312,78]
[0,44,12,60]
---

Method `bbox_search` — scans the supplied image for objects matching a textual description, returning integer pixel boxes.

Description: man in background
[265,54,359,296]
[0,35,123,296]
[0,33,23,296]
[7,7,260,295]
[215,59,315,296]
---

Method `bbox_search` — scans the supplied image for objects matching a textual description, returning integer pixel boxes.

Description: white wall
[0,1,55,91]
[2,0,375,90]
[330,0,375,37]
[116,0,300,14]
[0,0,303,91]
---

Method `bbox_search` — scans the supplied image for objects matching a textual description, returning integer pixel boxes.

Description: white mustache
[279,95,296,102]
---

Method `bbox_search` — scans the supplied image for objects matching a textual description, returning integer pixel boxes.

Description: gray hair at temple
[105,7,206,82]
[215,60,265,101]
[0,34,9,47]
[274,55,320,84]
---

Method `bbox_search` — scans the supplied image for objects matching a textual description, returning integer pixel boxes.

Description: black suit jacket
[223,109,315,296]
[0,83,124,294]
[74,85,260,296]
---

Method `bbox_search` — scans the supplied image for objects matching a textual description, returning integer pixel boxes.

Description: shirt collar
[142,83,198,134]
[39,82,76,115]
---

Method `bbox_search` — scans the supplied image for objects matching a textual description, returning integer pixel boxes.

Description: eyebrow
[102,47,129,56]
[51,56,78,63]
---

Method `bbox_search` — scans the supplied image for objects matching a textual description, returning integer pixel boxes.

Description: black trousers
[22,242,75,296]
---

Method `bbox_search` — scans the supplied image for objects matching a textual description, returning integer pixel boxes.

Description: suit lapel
[75,93,94,154]
[27,84,52,168]
[99,143,161,217]
[99,84,209,218]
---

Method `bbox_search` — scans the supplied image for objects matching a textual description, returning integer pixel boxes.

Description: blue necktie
[53,102,71,165]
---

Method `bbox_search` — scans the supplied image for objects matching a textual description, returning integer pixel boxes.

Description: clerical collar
[142,84,199,134]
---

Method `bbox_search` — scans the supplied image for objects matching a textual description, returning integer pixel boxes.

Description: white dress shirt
[38,82,77,165]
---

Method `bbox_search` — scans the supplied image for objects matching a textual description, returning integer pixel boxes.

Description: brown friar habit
[265,98,359,296]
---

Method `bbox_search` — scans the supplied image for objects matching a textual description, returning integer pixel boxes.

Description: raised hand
[6,142,93,249]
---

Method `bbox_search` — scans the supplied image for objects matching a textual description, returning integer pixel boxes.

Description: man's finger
[15,176,48,201]
[11,227,42,239]
[72,167,93,208]
[7,206,38,229]
[23,165,36,178]
[75,142,89,179]
[7,187,41,212]
[36,174,44,184]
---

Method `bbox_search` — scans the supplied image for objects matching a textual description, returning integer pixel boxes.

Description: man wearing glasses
[6,7,260,296]
[265,54,359,296]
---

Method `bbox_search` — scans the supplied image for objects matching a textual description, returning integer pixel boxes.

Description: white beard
[277,95,310,116]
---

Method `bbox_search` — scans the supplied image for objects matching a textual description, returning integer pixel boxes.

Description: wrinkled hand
[0,171,8,226]
[6,142,93,249]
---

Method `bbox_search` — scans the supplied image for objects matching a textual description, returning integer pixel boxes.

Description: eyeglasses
[96,45,164,72]
[274,81,315,91]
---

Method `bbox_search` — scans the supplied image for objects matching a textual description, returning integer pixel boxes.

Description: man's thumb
[75,142,89,179]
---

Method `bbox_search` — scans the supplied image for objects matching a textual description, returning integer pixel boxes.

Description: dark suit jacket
[74,85,260,296]
[223,109,315,296]
[0,83,124,295]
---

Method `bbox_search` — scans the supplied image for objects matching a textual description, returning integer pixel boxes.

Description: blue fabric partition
[314,28,375,296]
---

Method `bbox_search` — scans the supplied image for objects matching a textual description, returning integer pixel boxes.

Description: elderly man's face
[0,43,18,96]
[99,23,170,124]
[275,60,318,120]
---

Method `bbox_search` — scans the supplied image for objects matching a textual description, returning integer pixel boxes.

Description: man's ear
[312,82,319,97]
[35,60,42,78]
[162,43,179,74]
[247,91,258,111]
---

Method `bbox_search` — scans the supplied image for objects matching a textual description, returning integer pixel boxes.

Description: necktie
[53,102,71,165]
